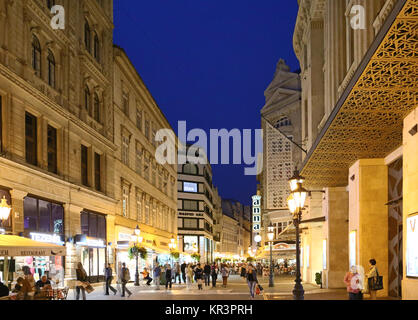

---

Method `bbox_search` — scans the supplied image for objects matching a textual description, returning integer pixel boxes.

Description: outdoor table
[45,288,65,300]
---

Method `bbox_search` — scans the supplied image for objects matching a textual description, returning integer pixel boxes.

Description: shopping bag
[255,286,260,295]
[85,284,95,294]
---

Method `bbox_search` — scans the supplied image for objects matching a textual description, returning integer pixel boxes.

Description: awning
[301,0,417,188]
[0,235,66,256]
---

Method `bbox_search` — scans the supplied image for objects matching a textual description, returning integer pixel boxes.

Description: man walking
[104,263,117,295]
[203,263,211,287]
[153,263,161,290]
[120,263,132,298]
[181,261,187,284]
[165,264,173,289]
[174,262,181,284]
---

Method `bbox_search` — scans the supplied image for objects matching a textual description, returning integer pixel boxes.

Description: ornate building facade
[258,59,301,259]
[293,0,417,299]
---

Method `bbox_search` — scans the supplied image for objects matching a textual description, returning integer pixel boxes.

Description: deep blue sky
[114,0,300,205]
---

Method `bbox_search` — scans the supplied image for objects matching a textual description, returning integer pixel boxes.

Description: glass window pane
[81,212,89,235]
[23,197,38,231]
[39,200,51,233]
[98,248,105,276]
[92,248,98,277]
[82,248,90,277]
[97,215,106,239]
[89,214,97,238]
[51,204,64,234]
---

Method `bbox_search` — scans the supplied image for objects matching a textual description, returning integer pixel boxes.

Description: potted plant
[128,245,148,260]
[315,271,322,289]
[170,251,180,261]
[191,253,201,262]
[246,257,255,263]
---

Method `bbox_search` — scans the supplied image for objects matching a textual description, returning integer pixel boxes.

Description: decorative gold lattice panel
[302,0,418,188]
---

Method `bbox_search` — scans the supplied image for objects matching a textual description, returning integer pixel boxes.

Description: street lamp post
[267,222,275,287]
[287,170,308,300]
[132,225,143,286]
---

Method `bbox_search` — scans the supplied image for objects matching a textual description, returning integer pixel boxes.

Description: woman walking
[240,263,247,278]
[165,264,173,289]
[221,264,229,288]
[246,264,258,299]
[194,264,203,290]
[76,262,88,300]
[211,262,218,288]
[186,264,194,288]
[344,266,363,300]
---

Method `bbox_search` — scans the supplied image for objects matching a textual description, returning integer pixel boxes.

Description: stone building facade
[293,0,417,299]
[258,59,301,257]
[0,0,178,285]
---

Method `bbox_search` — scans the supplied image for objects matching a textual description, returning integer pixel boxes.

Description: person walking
[344,266,363,300]
[104,263,117,295]
[364,259,380,300]
[181,261,187,284]
[120,262,132,298]
[203,263,211,287]
[246,264,258,299]
[153,263,161,290]
[221,264,229,288]
[75,262,88,300]
[141,268,153,286]
[194,264,203,290]
[174,262,181,284]
[186,264,194,288]
[240,264,247,278]
[211,262,218,288]
[165,264,173,290]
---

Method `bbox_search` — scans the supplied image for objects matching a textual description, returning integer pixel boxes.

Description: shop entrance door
[83,247,106,283]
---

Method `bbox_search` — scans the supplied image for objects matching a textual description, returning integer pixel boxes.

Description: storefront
[0,234,66,286]
[76,210,108,283]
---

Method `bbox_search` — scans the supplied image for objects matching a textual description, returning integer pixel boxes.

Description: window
[122,185,130,217]
[136,193,142,222]
[85,21,91,52]
[93,93,100,122]
[143,155,150,181]
[47,125,57,174]
[25,112,37,166]
[183,200,198,211]
[81,145,89,186]
[152,162,156,186]
[23,196,64,235]
[135,143,142,176]
[151,201,157,226]
[183,182,198,193]
[136,108,142,131]
[47,50,55,88]
[183,163,198,175]
[80,211,106,239]
[84,86,91,114]
[32,35,41,77]
[145,200,150,225]
[93,32,100,62]
[0,98,3,152]
[94,152,101,191]
[122,135,130,166]
[183,218,198,229]
[144,119,150,140]
[122,95,129,115]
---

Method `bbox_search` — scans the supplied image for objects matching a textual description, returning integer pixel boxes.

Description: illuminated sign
[30,232,63,245]
[406,213,418,278]
[118,233,132,241]
[252,195,261,242]
[349,231,357,267]
[183,182,198,193]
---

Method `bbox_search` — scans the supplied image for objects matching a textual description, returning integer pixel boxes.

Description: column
[402,107,418,300]
[9,189,28,235]
[349,159,389,297]
[323,187,349,289]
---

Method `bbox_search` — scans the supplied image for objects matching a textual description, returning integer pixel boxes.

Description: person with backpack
[120,262,132,298]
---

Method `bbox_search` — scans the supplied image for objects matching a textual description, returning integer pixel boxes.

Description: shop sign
[118,232,132,241]
[30,232,63,245]
[75,234,106,248]
[406,213,418,278]
[0,249,9,255]
[252,195,261,238]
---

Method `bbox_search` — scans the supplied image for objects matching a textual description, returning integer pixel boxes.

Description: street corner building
[291,0,417,299]
[0,0,178,287]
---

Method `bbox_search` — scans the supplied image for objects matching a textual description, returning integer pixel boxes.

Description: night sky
[113,0,300,205]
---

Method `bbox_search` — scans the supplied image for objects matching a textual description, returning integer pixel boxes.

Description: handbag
[368,269,383,291]
[255,286,260,295]
[257,284,264,291]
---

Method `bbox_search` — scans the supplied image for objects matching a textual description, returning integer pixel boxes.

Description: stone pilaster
[9,189,28,235]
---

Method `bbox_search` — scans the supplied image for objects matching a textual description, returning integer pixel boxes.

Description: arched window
[84,21,91,53]
[94,33,100,62]
[47,50,55,88]
[84,86,91,114]
[183,163,198,175]
[93,93,100,122]
[32,35,41,77]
